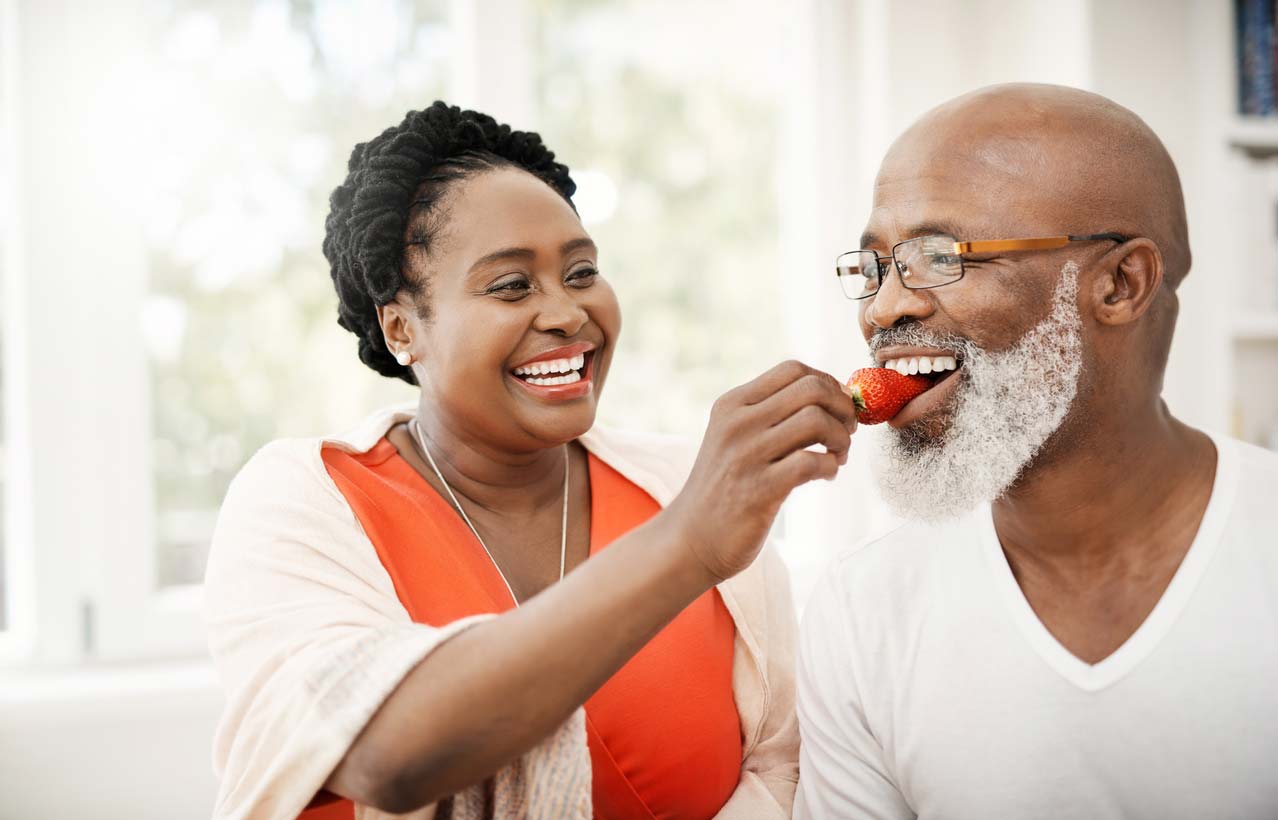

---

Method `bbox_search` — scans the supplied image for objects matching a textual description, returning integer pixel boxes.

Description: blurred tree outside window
[143,0,448,586]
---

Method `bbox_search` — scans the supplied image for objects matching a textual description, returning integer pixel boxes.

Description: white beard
[871,263,1083,522]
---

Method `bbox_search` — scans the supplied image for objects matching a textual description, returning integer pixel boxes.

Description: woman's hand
[665,360,858,583]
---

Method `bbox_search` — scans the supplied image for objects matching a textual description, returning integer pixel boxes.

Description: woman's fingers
[726,359,824,408]
[769,448,840,488]
[756,404,853,466]
[749,369,858,432]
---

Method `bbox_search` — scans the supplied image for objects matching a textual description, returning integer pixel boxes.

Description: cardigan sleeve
[203,439,493,820]
[714,544,801,820]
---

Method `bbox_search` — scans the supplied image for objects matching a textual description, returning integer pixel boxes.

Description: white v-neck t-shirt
[795,433,1278,820]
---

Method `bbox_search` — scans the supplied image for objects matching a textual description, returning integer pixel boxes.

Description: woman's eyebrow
[469,247,535,273]
[560,237,597,257]
[468,238,598,274]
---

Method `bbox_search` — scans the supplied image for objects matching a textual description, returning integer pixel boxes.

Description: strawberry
[844,368,932,424]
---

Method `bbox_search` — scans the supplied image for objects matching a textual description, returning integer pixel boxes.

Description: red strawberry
[844,368,932,424]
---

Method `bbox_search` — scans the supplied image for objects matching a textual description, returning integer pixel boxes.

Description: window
[142,0,451,587]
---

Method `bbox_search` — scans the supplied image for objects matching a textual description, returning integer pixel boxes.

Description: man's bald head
[879,83,1191,290]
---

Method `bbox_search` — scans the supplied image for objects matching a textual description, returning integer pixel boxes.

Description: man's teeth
[513,353,586,384]
[881,355,958,375]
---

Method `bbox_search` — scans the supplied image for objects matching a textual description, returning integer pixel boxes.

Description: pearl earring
[396,350,412,367]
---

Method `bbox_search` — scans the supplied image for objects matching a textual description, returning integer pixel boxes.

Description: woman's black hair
[323,101,577,384]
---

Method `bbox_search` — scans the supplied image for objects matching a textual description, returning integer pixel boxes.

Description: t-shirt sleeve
[203,440,493,820]
[794,566,914,820]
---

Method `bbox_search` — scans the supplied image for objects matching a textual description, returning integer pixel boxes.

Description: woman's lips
[509,350,596,401]
[887,364,963,428]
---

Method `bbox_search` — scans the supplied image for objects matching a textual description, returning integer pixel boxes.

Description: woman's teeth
[881,355,958,376]
[524,372,582,386]
[513,353,586,386]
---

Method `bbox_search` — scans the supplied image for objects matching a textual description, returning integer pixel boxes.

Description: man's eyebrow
[905,221,966,241]
[468,237,598,274]
[860,222,968,250]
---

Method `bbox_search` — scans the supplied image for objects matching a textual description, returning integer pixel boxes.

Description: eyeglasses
[834,233,1128,300]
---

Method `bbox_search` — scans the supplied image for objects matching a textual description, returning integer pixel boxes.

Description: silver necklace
[410,418,569,606]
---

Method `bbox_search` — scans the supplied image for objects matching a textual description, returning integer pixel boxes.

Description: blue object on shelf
[1238,0,1277,115]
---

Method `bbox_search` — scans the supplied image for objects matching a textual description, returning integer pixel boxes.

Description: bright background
[2,1,1274,817]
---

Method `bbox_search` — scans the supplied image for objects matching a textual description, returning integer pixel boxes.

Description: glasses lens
[835,251,881,299]
[895,235,963,289]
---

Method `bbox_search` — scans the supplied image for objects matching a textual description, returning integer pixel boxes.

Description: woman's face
[401,166,621,451]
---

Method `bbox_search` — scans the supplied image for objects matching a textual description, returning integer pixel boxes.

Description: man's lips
[874,345,961,366]
[887,359,964,428]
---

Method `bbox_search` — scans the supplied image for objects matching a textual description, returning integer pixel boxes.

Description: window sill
[0,657,221,717]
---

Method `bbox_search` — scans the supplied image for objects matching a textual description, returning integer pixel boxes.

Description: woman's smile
[508,341,599,401]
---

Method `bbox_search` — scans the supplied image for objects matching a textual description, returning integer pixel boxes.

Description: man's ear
[1091,238,1165,327]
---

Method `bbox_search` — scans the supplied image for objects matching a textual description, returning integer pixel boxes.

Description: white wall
[0,663,222,819]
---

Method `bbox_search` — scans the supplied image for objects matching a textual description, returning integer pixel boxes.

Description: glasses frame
[835,232,1129,300]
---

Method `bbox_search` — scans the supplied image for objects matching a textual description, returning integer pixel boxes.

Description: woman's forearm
[326,510,715,811]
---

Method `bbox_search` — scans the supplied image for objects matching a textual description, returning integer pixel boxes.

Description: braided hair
[323,101,577,384]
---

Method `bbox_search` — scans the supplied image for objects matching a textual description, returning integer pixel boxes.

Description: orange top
[303,437,741,819]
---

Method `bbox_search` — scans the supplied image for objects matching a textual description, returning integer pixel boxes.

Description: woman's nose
[533,291,589,336]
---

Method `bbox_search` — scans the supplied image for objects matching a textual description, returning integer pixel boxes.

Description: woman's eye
[567,267,599,286]
[488,278,531,297]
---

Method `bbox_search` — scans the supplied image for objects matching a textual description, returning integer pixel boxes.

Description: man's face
[859,134,1090,520]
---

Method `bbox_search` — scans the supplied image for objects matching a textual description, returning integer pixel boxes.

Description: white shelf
[1233,313,1278,340]
[1228,118,1278,158]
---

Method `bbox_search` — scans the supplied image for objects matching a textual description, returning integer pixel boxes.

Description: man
[796,84,1278,819]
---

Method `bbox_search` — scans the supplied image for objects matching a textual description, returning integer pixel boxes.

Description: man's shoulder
[1229,434,1278,477]
[837,511,985,570]
[814,511,988,618]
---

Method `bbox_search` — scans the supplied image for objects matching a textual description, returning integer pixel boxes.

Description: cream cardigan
[205,403,799,820]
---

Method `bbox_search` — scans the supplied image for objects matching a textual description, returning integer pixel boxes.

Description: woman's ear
[377,300,414,358]
[1091,238,1165,327]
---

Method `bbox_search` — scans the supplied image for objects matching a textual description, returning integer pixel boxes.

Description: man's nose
[863,264,936,330]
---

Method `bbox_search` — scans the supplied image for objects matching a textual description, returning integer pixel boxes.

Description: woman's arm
[325,361,857,812]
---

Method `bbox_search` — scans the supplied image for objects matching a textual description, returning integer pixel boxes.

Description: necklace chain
[410,419,569,606]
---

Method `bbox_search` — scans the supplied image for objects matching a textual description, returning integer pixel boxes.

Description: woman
[205,102,857,819]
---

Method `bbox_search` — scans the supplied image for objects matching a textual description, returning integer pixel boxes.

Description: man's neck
[991,401,1217,573]
[987,400,1217,664]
